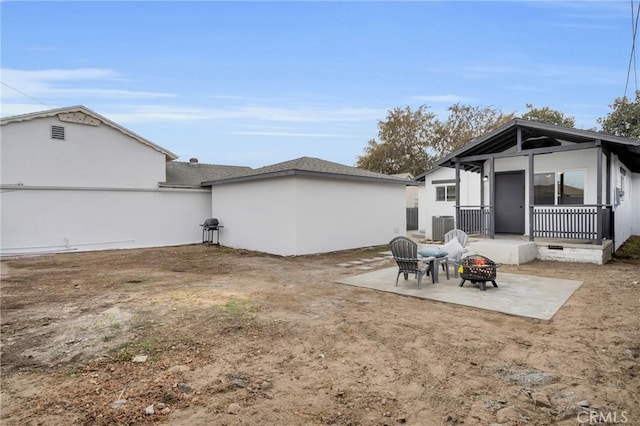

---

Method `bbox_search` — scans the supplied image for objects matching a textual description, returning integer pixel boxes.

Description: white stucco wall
[632,171,640,237]
[485,148,599,236]
[492,148,598,203]
[405,185,419,208]
[1,116,166,189]
[611,157,637,250]
[0,188,211,255]
[211,176,406,256]
[418,168,481,239]
[210,178,298,255]
[295,177,405,255]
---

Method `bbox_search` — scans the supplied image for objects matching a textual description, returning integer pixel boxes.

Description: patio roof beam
[456,140,598,163]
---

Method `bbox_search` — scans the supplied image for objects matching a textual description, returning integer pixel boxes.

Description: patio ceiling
[437,119,640,173]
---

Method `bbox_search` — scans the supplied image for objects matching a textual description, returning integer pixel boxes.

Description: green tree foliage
[356,104,513,175]
[597,90,640,139]
[521,103,576,127]
[434,103,515,154]
[356,106,438,175]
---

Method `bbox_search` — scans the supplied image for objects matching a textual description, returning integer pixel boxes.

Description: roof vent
[51,125,65,140]
[189,158,199,164]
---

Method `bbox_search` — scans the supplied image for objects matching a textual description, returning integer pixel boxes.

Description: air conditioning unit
[432,216,454,241]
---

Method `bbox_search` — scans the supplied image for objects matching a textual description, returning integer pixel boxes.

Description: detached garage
[204,157,412,256]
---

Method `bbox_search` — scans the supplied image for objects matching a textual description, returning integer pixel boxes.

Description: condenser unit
[432,216,454,241]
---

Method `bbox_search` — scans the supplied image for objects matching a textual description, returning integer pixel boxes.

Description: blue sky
[0,1,633,168]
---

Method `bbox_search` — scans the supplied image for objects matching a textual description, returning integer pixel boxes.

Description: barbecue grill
[201,218,223,245]
[458,255,499,291]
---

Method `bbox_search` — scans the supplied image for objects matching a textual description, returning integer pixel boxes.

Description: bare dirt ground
[1,240,639,426]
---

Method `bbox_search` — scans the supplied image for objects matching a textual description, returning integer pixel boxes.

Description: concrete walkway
[335,267,582,321]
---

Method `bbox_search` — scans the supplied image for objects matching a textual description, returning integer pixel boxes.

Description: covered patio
[435,119,640,256]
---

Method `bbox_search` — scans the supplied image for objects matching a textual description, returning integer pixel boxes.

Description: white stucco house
[204,157,409,256]
[1,106,410,257]
[415,167,481,240]
[416,119,640,264]
[392,173,419,208]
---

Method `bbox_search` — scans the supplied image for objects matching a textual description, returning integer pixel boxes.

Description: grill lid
[203,218,219,227]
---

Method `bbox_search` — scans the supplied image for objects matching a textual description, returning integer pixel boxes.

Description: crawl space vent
[51,125,65,140]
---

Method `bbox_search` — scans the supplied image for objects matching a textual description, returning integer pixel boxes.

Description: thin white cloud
[3,68,118,81]
[27,47,58,52]
[105,104,385,124]
[411,94,473,103]
[229,131,349,138]
[505,84,539,92]
[518,2,627,33]
[0,68,175,101]
[458,65,521,78]
[458,63,621,86]
[558,22,620,30]
[0,103,55,118]
[524,1,628,16]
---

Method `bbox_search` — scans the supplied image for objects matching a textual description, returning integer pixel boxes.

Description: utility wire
[624,0,640,98]
[633,0,639,94]
[1,81,53,109]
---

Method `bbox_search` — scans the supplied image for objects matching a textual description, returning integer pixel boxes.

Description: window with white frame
[436,185,456,202]
[534,169,585,205]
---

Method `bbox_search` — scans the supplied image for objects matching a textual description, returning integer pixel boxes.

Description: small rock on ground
[226,403,241,414]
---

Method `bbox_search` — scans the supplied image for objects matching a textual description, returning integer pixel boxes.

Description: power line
[624,0,640,98]
[0,81,53,109]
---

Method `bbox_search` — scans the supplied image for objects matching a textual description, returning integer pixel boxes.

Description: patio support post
[596,140,603,245]
[454,159,461,227]
[528,153,534,241]
[516,126,522,151]
[605,149,611,205]
[480,163,485,207]
[489,156,495,239]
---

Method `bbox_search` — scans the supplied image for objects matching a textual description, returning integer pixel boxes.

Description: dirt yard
[1,241,639,425]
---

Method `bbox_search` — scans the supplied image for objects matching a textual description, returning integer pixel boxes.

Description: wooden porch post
[528,153,534,241]
[488,156,495,239]
[596,140,603,245]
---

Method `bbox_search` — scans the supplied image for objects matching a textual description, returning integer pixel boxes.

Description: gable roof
[162,161,253,188]
[1,105,178,161]
[436,118,640,173]
[414,166,445,182]
[202,156,415,186]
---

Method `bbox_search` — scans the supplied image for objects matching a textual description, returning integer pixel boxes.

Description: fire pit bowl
[457,255,500,291]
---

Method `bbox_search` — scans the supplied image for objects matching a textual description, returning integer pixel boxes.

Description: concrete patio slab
[335,267,582,320]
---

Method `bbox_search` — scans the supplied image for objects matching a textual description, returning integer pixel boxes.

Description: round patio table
[418,248,449,283]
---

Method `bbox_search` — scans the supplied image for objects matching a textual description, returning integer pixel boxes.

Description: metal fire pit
[457,255,500,291]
